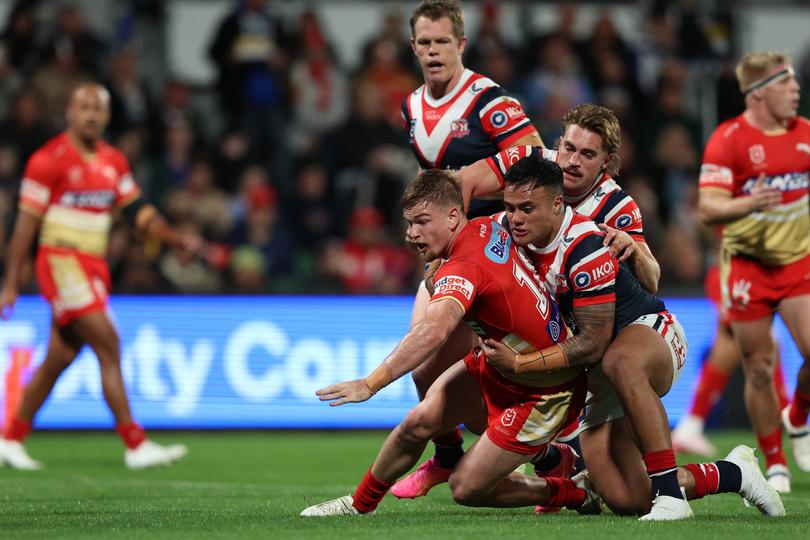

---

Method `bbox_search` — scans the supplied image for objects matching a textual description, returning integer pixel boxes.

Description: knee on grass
[448,474,487,506]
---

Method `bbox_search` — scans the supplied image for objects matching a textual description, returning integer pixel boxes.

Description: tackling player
[698,51,810,493]
[0,83,198,470]
[301,169,599,516]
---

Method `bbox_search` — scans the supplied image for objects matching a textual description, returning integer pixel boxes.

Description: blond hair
[561,104,622,177]
[735,51,792,93]
[401,169,463,212]
[410,0,465,41]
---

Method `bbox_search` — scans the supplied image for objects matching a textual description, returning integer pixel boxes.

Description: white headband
[744,66,795,96]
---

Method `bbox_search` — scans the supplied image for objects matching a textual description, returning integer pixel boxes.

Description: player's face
[760,65,800,122]
[67,86,110,142]
[557,124,612,198]
[404,201,458,262]
[411,16,466,87]
[503,184,564,248]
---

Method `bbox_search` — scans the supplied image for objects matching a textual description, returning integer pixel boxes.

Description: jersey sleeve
[484,146,557,189]
[699,127,735,194]
[601,193,645,242]
[429,259,483,314]
[19,150,56,216]
[111,150,141,208]
[566,235,617,308]
[478,87,536,149]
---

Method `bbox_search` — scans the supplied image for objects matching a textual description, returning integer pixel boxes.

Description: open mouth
[414,242,428,254]
[427,61,443,72]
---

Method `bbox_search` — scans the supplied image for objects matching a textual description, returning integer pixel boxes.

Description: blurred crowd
[0,0,809,296]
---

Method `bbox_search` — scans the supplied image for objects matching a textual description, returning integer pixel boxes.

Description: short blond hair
[735,51,792,93]
[410,0,465,41]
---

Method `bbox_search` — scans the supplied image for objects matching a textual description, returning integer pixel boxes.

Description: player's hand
[598,224,635,262]
[482,339,518,373]
[0,286,18,321]
[748,173,782,212]
[316,379,374,406]
[423,259,442,295]
[176,231,204,257]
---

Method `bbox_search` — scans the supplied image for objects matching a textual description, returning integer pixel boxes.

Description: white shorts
[580,311,688,431]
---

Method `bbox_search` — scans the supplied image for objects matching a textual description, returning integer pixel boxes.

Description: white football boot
[571,469,602,515]
[0,439,43,470]
[301,495,361,516]
[639,488,694,521]
[125,440,188,470]
[765,464,791,494]
[723,445,784,517]
[781,406,810,472]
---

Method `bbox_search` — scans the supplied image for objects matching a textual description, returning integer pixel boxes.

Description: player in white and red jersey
[482,154,783,520]
[393,0,544,496]
[301,169,600,517]
[698,51,810,493]
[0,83,198,470]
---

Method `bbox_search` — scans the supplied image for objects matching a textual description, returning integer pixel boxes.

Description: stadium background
[1,0,810,432]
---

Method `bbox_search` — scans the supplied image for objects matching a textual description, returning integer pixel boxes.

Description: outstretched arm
[121,197,201,254]
[316,298,465,406]
[0,210,40,319]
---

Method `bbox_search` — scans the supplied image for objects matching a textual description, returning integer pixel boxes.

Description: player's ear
[448,206,461,228]
[458,35,467,54]
[554,195,564,215]
[410,38,417,54]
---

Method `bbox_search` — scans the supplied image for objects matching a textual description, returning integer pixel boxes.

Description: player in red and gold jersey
[0,83,199,470]
[698,51,810,493]
[301,169,599,516]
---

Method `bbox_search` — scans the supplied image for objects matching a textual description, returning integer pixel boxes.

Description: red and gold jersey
[699,114,810,265]
[430,216,580,388]
[19,132,140,257]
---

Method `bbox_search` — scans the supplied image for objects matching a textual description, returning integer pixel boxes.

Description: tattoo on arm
[559,302,614,367]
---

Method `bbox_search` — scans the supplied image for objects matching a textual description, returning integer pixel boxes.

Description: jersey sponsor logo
[505,145,527,165]
[20,179,50,205]
[501,408,517,427]
[485,223,511,264]
[731,279,752,306]
[748,144,765,164]
[590,260,615,283]
[699,164,733,186]
[434,275,475,300]
[490,110,508,129]
[505,105,524,119]
[615,214,633,229]
[59,190,117,209]
[450,118,470,139]
[797,142,810,156]
[740,171,809,193]
[574,271,591,289]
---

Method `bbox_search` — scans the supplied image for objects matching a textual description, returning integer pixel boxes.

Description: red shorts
[464,348,586,455]
[722,252,810,322]
[35,246,111,327]
[704,265,730,328]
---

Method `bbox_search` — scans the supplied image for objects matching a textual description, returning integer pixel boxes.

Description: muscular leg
[15,320,83,422]
[776,295,810,472]
[68,310,133,425]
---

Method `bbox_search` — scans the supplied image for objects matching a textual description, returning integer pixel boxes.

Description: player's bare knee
[744,357,774,390]
[448,475,484,506]
[398,405,442,443]
[601,350,637,386]
[603,491,650,516]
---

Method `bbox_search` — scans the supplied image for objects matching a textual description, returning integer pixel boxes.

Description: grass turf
[0,430,808,539]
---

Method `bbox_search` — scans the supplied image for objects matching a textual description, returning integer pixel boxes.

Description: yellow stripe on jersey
[40,205,113,257]
[722,195,809,265]
[517,389,577,445]
[47,253,95,310]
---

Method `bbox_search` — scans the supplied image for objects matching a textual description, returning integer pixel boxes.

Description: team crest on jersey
[435,275,474,300]
[501,408,516,427]
[485,222,511,264]
[555,274,570,294]
[748,144,765,164]
[450,118,469,139]
[68,166,83,185]
[615,214,633,229]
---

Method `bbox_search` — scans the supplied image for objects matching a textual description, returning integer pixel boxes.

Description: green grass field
[1,430,808,539]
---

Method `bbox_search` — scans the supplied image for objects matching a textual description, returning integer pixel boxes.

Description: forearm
[698,195,753,225]
[629,245,660,294]
[2,211,39,289]
[136,205,181,247]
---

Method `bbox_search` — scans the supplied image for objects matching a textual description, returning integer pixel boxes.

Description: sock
[774,364,790,411]
[532,444,561,474]
[432,428,464,469]
[644,449,683,499]
[788,389,810,429]
[116,422,147,450]
[4,417,32,442]
[684,461,742,499]
[544,477,586,508]
[690,362,729,419]
[352,468,392,513]
[756,427,786,469]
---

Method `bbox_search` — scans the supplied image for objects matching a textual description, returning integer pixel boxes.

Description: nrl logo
[748,144,765,164]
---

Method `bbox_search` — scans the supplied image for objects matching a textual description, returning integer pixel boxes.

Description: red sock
[684,463,718,499]
[432,428,463,448]
[4,417,32,441]
[352,468,392,514]
[788,389,810,428]
[756,428,786,469]
[544,477,586,508]
[116,422,146,450]
[690,362,730,419]
[774,363,790,411]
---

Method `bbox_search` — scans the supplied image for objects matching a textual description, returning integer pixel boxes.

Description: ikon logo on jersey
[434,275,475,300]
[485,223,512,264]
[573,259,615,290]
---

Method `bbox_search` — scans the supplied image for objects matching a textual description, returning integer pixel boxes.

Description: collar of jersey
[526,206,573,255]
[422,68,475,108]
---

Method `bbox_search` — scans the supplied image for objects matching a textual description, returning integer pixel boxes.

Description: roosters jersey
[699,114,810,265]
[496,208,664,335]
[402,69,535,170]
[430,216,580,388]
[19,132,140,257]
[486,146,645,241]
